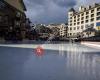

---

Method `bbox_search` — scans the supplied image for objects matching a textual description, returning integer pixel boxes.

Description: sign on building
[96,22,100,30]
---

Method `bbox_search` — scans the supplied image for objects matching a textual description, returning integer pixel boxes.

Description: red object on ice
[35,46,44,56]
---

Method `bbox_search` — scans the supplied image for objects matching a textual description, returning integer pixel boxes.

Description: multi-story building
[68,3,100,38]
[47,24,61,37]
[47,23,68,38]
[59,24,68,38]
[0,0,27,40]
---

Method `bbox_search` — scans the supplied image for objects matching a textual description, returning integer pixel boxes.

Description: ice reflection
[0,42,100,80]
[58,43,100,80]
[59,43,65,56]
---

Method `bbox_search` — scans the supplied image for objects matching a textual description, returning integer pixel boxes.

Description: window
[16,12,21,17]
[70,14,72,16]
[97,7,100,11]
[91,18,94,22]
[70,27,72,30]
[74,27,76,30]
[81,21,84,24]
[74,23,76,25]
[73,33,75,35]
[70,17,72,19]
[97,17,100,20]
[97,12,100,16]
[81,13,84,16]
[91,9,94,13]
[91,14,94,17]
[90,23,94,27]
[86,16,89,19]
[68,28,69,31]
[0,1,6,10]
[81,26,84,29]
[86,20,89,23]
[77,18,80,21]
[77,26,79,30]
[70,24,72,26]
[78,15,80,17]
[70,20,72,22]
[77,22,80,25]
[74,20,76,22]
[74,16,76,19]
[3,15,8,24]
[85,24,89,28]
[86,12,89,15]
[81,17,84,20]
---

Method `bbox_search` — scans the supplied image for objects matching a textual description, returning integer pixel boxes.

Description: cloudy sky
[24,0,100,24]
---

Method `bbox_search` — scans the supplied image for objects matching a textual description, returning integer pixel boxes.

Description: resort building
[59,24,68,38]
[0,0,27,40]
[68,3,100,38]
[47,23,68,38]
[47,24,61,37]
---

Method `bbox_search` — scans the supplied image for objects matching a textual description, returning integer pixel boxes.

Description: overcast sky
[24,0,100,24]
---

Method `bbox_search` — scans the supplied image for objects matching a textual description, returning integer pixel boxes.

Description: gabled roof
[4,0,26,12]
[69,8,75,12]
[20,0,26,11]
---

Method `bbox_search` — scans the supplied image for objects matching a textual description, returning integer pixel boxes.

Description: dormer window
[88,6,91,9]
[69,8,75,12]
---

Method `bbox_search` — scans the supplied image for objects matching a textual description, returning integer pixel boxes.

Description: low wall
[81,36,100,42]
[81,41,100,49]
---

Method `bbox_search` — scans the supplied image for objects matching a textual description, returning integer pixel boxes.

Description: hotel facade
[68,3,100,38]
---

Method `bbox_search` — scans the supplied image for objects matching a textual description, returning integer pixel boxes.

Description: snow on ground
[0,42,100,52]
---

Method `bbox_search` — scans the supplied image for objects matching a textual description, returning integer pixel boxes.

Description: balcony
[81,21,84,24]
[97,17,100,20]
[91,18,94,22]
[97,12,100,16]
[91,9,94,13]
[86,20,89,23]
[97,7,100,12]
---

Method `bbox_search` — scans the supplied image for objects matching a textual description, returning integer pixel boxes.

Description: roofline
[71,3,100,16]
[3,0,26,14]
[20,0,27,11]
